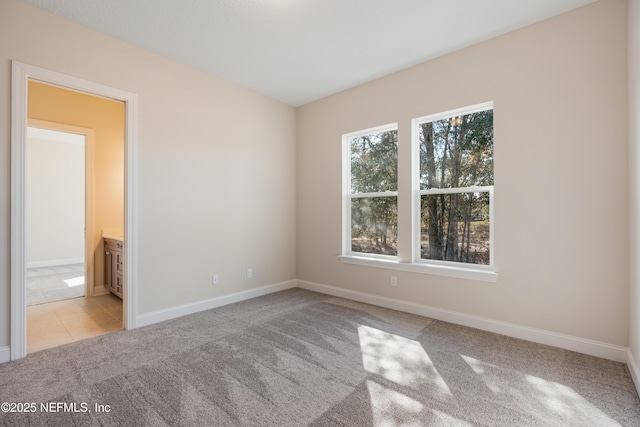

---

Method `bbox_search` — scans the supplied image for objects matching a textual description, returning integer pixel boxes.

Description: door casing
[11,61,139,360]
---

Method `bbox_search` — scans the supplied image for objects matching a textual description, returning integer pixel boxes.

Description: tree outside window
[416,104,494,266]
[342,103,494,271]
[345,126,398,257]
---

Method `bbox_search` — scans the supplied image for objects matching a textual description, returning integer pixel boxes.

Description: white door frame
[11,61,139,360]
[27,119,95,297]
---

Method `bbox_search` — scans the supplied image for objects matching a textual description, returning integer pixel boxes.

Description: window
[340,102,496,281]
[343,124,398,258]
[414,102,494,268]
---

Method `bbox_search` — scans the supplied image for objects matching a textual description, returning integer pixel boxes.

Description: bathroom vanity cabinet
[104,237,124,299]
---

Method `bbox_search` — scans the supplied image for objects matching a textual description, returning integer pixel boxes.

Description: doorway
[24,83,125,353]
[11,61,139,360]
[23,121,124,354]
[26,125,88,306]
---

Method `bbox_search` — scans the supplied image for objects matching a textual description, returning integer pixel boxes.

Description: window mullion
[419,186,493,195]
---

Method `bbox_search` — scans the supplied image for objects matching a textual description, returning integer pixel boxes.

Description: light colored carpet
[0,288,638,426]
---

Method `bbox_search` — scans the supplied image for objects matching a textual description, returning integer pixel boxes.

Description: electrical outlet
[246,268,252,279]
[390,276,397,287]
[213,274,219,285]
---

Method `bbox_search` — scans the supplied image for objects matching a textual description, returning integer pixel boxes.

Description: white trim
[627,349,640,393]
[27,127,85,145]
[350,191,398,199]
[124,87,139,330]
[342,122,399,143]
[412,102,495,270]
[411,118,421,262]
[136,280,297,328]
[0,347,10,364]
[11,62,28,361]
[489,185,495,268]
[26,258,84,269]
[342,129,350,255]
[412,101,494,125]
[10,61,139,361]
[418,185,493,196]
[2,280,636,378]
[338,255,499,282]
[297,280,628,363]
[342,123,398,256]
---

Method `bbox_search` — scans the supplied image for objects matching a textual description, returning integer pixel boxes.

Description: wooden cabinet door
[104,238,124,298]
[105,248,113,290]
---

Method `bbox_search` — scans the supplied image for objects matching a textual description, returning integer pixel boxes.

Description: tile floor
[27,293,123,354]
[27,263,86,306]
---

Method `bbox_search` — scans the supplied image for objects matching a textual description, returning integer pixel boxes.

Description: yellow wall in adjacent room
[28,80,125,292]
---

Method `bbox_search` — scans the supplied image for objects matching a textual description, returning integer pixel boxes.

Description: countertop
[103,234,124,241]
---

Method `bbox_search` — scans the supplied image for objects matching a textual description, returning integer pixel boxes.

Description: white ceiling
[19,0,596,106]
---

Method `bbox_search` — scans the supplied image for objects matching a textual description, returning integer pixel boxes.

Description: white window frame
[411,101,495,271]
[339,104,498,283]
[342,123,398,260]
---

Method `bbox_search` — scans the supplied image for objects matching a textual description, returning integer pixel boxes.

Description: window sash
[414,186,494,268]
[348,195,398,258]
[341,103,495,276]
[350,191,398,198]
[418,186,492,196]
[412,102,494,270]
[343,123,398,258]
[412,102,493,130]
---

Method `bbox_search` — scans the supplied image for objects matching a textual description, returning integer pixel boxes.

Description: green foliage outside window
[350,130,398,255]
[419,110,493,264]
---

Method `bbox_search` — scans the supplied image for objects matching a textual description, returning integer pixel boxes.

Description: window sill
[338,255,498,283]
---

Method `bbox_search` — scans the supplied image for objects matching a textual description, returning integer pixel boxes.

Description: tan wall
[297,0,629,345]
[28,81,125,291]
[0,0,630,354]
[0,0,297,349]
[630,0,640,366]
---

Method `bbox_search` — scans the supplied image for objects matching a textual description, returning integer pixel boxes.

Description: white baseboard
[627,349,640,393]
[297,280,630,363]
[0,346,10,364]
[136,280,297,328]
[3,278,634,374]
[26,258,84,269]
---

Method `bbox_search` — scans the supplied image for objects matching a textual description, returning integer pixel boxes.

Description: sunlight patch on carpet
[358,324,452,396]
[461,354,620,425]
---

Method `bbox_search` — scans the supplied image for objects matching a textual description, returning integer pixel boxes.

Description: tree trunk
[444,193,459,260]
[465,195,473,262]
[444,117,466,261]
[421,123,442,259]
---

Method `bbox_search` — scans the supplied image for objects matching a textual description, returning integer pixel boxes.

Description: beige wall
[297,0,629,345]
[26,132,85,265]
[630,0,640,368]
[0,0,297,348]
[28,81,125,291]
[0,0,632,356]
